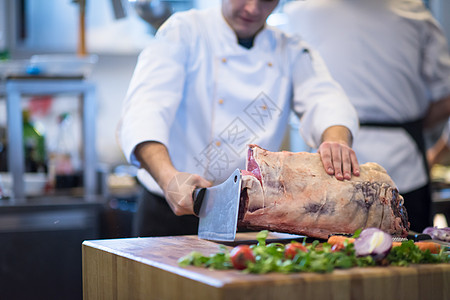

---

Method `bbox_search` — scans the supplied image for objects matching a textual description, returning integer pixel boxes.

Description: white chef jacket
[285,0,450,193]
[118,7,358,196]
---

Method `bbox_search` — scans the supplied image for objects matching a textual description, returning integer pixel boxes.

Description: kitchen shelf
[5,75,97,201]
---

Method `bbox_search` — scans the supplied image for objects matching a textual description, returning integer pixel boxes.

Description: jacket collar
[213,7,276,54]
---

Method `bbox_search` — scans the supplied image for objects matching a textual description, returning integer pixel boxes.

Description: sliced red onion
[423,227,450,242]
[354,228,393,260]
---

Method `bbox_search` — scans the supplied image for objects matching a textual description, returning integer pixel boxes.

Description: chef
[284,0,450,232]
[118,0,360,237]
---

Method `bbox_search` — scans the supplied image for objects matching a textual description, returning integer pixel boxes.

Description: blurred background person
[284,0,450,232]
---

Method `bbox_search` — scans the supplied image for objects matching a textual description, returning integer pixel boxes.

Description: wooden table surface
[82,232,450,300]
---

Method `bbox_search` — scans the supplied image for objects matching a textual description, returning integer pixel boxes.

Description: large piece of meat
[238,145,409,239]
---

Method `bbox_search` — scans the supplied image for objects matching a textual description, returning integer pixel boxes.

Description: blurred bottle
[0,173,4,199]
[0,126,7,172]
[0,49,9,61]
[0,29,9,61]
[0,0,9,62]
[23,110,47,173]
[48,113,82,189]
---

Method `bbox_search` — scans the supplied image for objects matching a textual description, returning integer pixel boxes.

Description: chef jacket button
[221,57,227,63]
[218,99,224,104]
[267,62,273,67]
[216,141,221,147]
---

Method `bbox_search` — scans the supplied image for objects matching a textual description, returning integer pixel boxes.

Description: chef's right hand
[163,172,212,216]
[319,125,360,181]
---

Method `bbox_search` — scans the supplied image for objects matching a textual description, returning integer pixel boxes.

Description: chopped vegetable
[230,245,255,270]
[354,228,392,260]
[329,235,442,254]
[178,245,232,270]
[387,240,447,266]
[327,235,355,246]
[392,242,403,247]
[331,242,345,252]
[178,230,449,273]
[414,242,441,254]
[284,242,308,259]
[423,227,450,242]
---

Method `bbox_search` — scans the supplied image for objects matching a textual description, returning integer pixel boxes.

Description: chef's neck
[238,36,255,49]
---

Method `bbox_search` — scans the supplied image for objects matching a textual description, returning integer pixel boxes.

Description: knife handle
[408,233,432,242]
[193,188,206,216]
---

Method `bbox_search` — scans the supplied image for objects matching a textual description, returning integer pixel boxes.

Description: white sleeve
[291,42,359,149]
[118,14,191,166]
[421,17,450,102]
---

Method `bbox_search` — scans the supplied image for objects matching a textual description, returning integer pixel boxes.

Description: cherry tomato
[284,242,308,259]
[331,242,345,252]
[230,245,255,270]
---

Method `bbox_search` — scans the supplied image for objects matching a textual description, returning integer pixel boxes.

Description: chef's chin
[233,22,263,39]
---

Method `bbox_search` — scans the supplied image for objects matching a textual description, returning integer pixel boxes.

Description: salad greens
[178,230,450,274]
[387,240,449,266]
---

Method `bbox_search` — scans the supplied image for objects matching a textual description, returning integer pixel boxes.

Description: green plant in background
[22,110,46,173]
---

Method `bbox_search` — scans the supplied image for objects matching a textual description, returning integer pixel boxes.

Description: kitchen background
[0,0,449,299]
[0,0,449,172]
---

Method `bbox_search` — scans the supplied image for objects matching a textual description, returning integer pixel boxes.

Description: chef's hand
[134,141,212,216]
[164,171,212,216]
[318,125,360,181]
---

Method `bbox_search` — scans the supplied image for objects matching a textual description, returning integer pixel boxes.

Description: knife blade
[193,168,242,241]
[392,233,450,248]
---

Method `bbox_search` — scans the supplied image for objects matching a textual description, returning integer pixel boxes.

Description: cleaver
[193,168,242,241]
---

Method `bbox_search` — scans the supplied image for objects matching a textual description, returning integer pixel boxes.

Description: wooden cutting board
[82,232,450,300]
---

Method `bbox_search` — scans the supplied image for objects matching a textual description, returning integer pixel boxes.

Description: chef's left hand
[318,126,360,180]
